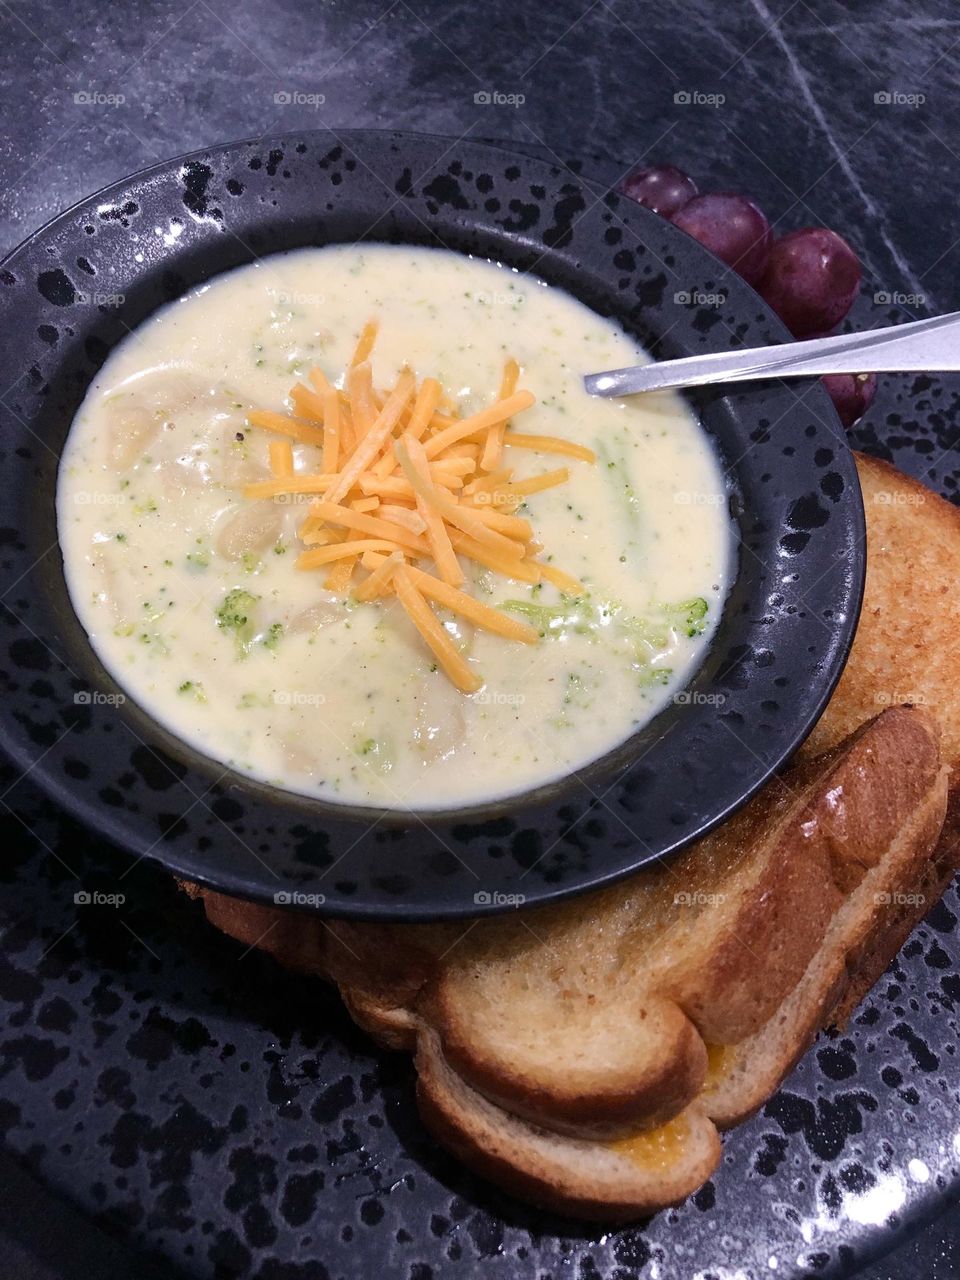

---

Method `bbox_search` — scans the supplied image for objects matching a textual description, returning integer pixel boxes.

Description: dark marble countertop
[1,1,958,1277]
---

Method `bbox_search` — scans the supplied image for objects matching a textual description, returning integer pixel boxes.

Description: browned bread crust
[701,738,950,1128]
[826,788,960,1029]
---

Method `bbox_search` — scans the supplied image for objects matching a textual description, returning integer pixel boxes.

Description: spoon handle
[584,310,960,397]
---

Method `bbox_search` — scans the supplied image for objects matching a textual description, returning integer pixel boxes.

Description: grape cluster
[620,164,875,427]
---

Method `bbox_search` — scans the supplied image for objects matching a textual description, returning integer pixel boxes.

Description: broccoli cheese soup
[57,244,733,810]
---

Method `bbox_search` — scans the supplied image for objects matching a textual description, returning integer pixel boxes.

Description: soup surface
[58,245,733,810]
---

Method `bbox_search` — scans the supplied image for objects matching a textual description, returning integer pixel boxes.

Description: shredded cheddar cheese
[243,321,594,691]
[268,439,294,479]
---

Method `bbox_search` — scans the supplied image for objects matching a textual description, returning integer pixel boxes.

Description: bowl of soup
[0,131,864,917]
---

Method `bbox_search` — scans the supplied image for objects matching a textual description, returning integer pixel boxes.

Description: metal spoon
[583,311,960,397]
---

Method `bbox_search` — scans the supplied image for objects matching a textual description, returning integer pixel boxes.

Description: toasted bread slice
[415,1029,721,1222]
[184,887,330,973]
[411,707,947,1217]
[802,451,960,771]
[183,452,960,1219]
[425,707,946,1140]
[701,740,951,1127]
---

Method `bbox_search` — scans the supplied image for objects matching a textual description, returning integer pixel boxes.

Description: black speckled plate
[0,130,864,919]
[0,134,957,1280]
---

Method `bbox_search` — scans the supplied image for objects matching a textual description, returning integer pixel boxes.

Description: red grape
[619,164,698,218]
[671,193,772,285]
[823,372,876,428]
[760,228,861,337]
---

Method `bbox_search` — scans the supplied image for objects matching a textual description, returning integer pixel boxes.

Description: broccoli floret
[637,664,673,688]
[500,596,596,637]
[216,588,260,657]
[262,622,283,651]
[499,593,710,649]
[353,737,393,774]
[621,597,710,647]
[661,597,709,637]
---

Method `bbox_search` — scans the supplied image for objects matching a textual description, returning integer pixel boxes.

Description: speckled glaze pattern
[0,132,864,919]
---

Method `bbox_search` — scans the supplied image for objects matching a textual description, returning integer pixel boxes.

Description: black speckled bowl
[0,131,864,919]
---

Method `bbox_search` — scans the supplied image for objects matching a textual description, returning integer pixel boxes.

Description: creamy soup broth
[57,245,733,810]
